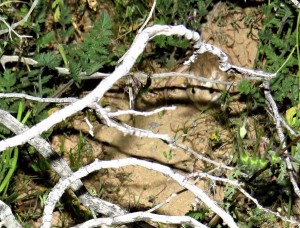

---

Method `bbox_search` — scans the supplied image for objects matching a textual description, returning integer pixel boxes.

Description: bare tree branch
[0,0,40,36]
[0,109,127,217]
[41,158,238,228]
[0,25,201,152]
[0,200,22,228]
[70,212,207,228]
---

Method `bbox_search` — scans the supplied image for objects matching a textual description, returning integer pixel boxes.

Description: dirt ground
[49,2,262,226]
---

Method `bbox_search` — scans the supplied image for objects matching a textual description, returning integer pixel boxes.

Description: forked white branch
[0,0,40,36]
[189,172,299,225]
[41,158,238,228]
[70,212,207,228]
[0,25,201,152]
[0,20,299,228]
[264,81,300,198]
[0,109,128,217]
[0,200,22,228]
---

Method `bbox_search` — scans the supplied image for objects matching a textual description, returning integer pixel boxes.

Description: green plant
[186,209,207,220]
[0,2,119,117]
[113,0,214,67]
[0,101,31,200]
[152,0,212,64]
[208,130,222,147]
[232,119,271,172]
[221,168,277,227]
[163,149,173,161]
[235,208,275,227]
[51,0,65,23]
[185,208,209,223]
[68,11,118,82]
[69,132,94,171]
[39,190,50,208]
[157,0,212,29]
[239,0,300,108]
[237,80,265,108]
[239,4,300,221]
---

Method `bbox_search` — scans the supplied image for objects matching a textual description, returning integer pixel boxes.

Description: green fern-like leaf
[19,70,40,89]
[254,0,299,106]
[237,80,252,95]
[34,52,61,69]
[0,100,10,113]
[277,163,288,186]
[37,31,55,48]
[153,36,167,48]
[186,210,207,221]
[69,60,81,86]
[58,4,72,26]
[0,70,17,92]
[69,11,114,75]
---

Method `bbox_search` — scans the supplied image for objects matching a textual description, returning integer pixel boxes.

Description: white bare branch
[0,16,31,39]
[0,25,201,152]
[0,54,273,85]
[264,81,300,198]
[0,109,127,216]
[291,0,300,9]
[0,17,298,228]
[192,43,276,80]
[94,103,236,171]
[70,212,207,228]
[146,192,179,213]
[0,0,40,36]
[190,171,300,225]
[107,106,176,117]
[95,103,172,141]
[41,158,238,228]
[0,93,78,103]
[174,142,235,171]
[138,0,156,33]
[0,200,22,228]
[0,55,38,68]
